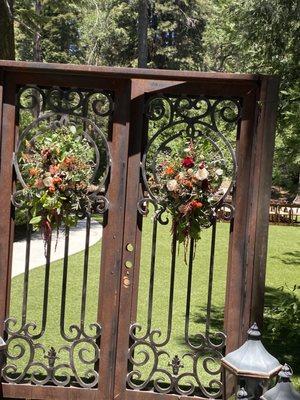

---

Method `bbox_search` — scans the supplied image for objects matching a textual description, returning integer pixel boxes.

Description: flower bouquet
[149,139,225,246]
[18,125,95,243]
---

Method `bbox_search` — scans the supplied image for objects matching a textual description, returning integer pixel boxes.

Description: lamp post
[221,323,281,399]
[260,364,300,400]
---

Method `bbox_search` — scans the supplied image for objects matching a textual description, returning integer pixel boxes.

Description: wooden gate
[0,61,279,400]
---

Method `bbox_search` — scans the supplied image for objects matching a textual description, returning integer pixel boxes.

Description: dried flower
[43,177,53,187]
[166,179,179,191]
[49,165,60,175]
[29,167,39,176]
[187,168,194,176]
[35,179,44,189]
[195,168,209,181]
[52,177,62,185]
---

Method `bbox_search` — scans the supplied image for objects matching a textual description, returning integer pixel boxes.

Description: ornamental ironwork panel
[3,85,113,388]
[127,94,241,397]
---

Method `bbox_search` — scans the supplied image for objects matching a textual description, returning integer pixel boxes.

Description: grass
[8,216,300,391]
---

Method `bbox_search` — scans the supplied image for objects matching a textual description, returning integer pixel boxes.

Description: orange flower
[48,186,56,193]
[52,177,63,185]
[29,167,39,176]
[62,156,77,170]
[164,166,175,176]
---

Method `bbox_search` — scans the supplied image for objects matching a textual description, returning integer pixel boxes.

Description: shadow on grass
[176,306,225,351]
[271,250,300,266]
[176,286,300,377]
[263,285,300,375]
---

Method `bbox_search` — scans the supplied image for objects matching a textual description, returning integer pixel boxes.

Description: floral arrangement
[18,125,95,242]
[149,139,225,246]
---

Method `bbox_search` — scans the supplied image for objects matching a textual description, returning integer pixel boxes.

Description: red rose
[190,200,203,209]
[182,157,195,168]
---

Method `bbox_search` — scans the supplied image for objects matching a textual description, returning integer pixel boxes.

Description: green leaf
[29,216,42,225]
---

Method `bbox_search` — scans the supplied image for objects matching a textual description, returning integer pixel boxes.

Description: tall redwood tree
[0,0,15,60]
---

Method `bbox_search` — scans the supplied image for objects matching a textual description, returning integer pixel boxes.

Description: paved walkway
[12,220,103,278]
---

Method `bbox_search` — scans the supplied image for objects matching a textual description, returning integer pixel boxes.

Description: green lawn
[8,216,300,390]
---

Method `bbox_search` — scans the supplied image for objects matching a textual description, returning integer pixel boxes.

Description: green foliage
[264,284,300,342]
[81,0,209,68]
[15,0,84,62]
[40,0,84,63]
[147,0,208,69]
[202,0,300,191]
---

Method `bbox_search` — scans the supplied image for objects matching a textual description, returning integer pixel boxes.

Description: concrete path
[12,220,103,278]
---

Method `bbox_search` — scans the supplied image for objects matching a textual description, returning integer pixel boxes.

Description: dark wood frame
[0,61,279,400]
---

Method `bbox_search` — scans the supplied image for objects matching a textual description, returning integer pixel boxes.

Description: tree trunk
[137,0,148,68]
[33,0,42,62]
[0,0,15,60]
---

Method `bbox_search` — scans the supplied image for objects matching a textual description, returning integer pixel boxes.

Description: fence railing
[269,202,300,225]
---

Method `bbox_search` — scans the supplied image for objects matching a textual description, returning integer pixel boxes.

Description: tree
[202,0,300,192]
[0,0,15,59]
[81,0,210,69]
[15,0,84,63]
[40,0,84,63]
[147,0,209,70]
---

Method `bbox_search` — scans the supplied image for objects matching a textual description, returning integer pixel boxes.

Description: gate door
[114,77,278,400]
[0,62,278,400]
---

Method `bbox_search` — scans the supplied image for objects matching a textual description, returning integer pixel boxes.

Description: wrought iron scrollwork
[17,86,113,118]
[2,329,100,388]
[128,94,241,397]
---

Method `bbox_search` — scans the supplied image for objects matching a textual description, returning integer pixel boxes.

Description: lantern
[221,323,281,399]
[261,364,300,400]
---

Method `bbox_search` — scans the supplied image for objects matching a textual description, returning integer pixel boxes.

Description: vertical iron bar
[80,214,91,330]
[206,219,217,336]
[146,217,158,333]
[21,221,32,326]
[33,235,51,339]
[161,231,177,346]
[60,226,70,339]
[184,238,194,342]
